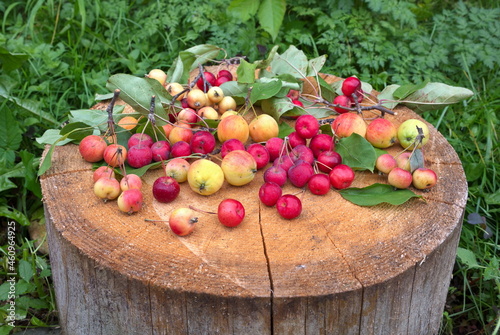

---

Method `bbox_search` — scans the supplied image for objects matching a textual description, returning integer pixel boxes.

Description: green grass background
[0,0,498,334]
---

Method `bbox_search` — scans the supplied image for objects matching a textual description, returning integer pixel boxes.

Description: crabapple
[217,114,249,144]
[329,164,355,189]
[308,174,331,195]
[365,118,398,149]
[263,165,287,187]
[187,159,225,195]
[93,176,121,200]
[288,131,307,148]
[388,167,413,189]
[217,69,233,81]
[221,138,246,158]
[79,135,107,162]
[341,77,362,97]
[221,150,257,186]
[309,133,334,158]
[290,145,314,165]
[190,131,216,155]
[333,95,352,114]
[249,114,279,143]
[265,137,284,162]
[295,114,320,139]
[169,208,197,236]
[93,166,115,182]
[117,189,143,214]
[196,71,216,92]
[397,119,430,150]
[170,141,192,158]
[317,150,342,173]
[103,144,127,167]
[259,182,282,206]
[146,69,167,86]
[218,199,245,227]
[120,174,142,191]
[246,143,270,170]
[164,158,190,183]
[127,144,153,168]
[332,113,367,138]
[276,194,302,220]
[412,168,438,190]
[152,176,180,203]
[288,160,314,188]
[128,133,154,148]
[187,89,208,109]
[375,154,397,174]
[395,152,412,172]
[151,141,171,162]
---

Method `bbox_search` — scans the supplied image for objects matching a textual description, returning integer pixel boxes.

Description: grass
[0,0,498,334]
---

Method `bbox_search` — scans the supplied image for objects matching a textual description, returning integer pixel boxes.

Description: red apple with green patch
[332,113,367,138]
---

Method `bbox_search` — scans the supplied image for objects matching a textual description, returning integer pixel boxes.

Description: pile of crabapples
[78,70,438,237]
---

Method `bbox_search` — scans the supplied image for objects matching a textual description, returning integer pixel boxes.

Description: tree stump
[40,75,467,335]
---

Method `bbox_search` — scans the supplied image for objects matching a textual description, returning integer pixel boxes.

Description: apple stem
[144,219,169,222]
[189,205,216,215]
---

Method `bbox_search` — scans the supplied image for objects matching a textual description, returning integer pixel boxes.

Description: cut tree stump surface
[40,74,468,335]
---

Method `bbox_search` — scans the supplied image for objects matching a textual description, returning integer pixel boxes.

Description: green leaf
[456,247,480,269]
[307,55,327,76]
[0,163,24,192]
[167,45,222,84]
[400,82,474,112]
[269,45,309,78]
[220,80,249,98]
[18,259,34,283]
[254,45,279,70]
[60,122,94,141]
[393,80,430,100]
[95,92,115,101]
[0,108,23,167]
[236,58,258,84]
[339,183,422,206]
[484,190,500,205]
[250,78,283,104]
[106,74,170,123]
[0,81,59,127]
[36,129,72,146]
[19,151,42,199]
[335,134,377,172]
[0,206,30,226]
[257,0,286,42]
[278,121,294,138]
[377,84,401,109]
[261,97,294,120]
[0,46,29,72]
[228,0,260,21]
[318,76,336,102]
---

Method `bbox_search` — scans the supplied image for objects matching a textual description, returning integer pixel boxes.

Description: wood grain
[41,72,467,334]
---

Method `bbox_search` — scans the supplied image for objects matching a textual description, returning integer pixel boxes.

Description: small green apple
[397,119,429,150]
